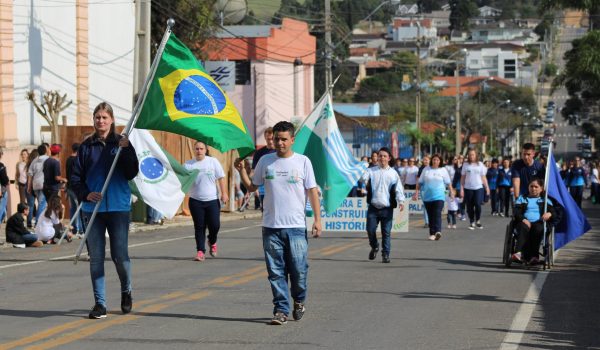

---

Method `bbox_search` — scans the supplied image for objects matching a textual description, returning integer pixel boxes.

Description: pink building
[205,18,316,146]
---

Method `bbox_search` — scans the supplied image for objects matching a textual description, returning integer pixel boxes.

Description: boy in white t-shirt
[236,121,321,326]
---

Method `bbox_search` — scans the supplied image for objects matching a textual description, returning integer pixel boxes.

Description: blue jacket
[71,132,139,212]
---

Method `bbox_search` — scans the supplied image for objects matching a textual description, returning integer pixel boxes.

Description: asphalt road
[1,204,598,350]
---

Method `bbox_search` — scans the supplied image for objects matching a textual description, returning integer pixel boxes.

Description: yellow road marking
[2,238,366,350]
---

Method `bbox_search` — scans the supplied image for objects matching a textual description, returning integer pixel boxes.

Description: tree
[449,0,478,31]
[151,0,217,58]
[417,0,443,13]
[26,90,72,144]
[539,0,600,31]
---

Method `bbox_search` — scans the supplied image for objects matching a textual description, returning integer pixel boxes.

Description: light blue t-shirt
[516,195,553,222]
[419,167,451,202]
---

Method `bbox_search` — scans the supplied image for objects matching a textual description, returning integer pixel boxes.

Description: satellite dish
[214,0,248,25]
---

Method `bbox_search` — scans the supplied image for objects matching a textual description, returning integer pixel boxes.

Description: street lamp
[477,77,494,132]
[444,48,467,155]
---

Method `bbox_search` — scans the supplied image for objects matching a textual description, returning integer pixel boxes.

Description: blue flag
[547,152,591,250]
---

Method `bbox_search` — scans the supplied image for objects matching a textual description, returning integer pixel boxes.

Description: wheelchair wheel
[503,223,514,267]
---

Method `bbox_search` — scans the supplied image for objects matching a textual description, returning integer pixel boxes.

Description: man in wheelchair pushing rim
[511,178,556,265]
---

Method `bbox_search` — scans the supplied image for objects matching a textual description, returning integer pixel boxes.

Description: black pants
[189,198,221,253]
[490,189,498,214]
[515,220,545,259]
[570,186,583,208]
[498,186,512,216]
[464,188,483,223]
[447,210,457,225]
[424,200,444,235]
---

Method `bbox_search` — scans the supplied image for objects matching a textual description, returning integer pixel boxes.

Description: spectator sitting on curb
[6,203,43,248]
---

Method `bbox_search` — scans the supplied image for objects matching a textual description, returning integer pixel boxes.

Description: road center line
[498,271,549,350]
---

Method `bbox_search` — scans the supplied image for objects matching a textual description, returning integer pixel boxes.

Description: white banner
[404,190,448,215]
[306,197,409,232]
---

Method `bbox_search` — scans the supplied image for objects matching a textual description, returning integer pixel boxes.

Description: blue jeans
[26,190,36,227]
[189,198,221,253]
[66,189,83,233]
[83,211,131,307]
[262,227,308,316]
[366,205,394,254]
[22,233,39,245]
[146,205,163,223]
[33,189,46,225]
[424,200,444,235]
[0,191,8,223]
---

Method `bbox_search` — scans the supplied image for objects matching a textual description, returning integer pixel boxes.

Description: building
[478,6,502,18]
[391,18,437,42]
[432,76,513,97]
[465,48,519,79]
[333,103,380,117]
[204,18,316,146]
[470,22,532,42]
[0,1,135,214]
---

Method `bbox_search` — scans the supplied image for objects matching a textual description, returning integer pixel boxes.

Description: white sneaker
[435,232,442,240]
[452,225,457,229]
[13,243,26,248]
[428,235,436,241]
[447,224,452,229]
[468,223,475,230]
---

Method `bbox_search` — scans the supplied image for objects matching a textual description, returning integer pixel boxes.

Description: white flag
[128,129,198,219]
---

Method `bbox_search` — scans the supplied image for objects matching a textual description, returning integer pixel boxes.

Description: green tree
[449,0,478,31]
[417,0,443,13]
[539,0,600,31]
[534,14,554,40]
[151,0,217,58]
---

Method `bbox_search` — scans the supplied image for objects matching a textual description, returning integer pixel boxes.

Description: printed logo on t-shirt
[287,169,301,184]
[265,167,275,180]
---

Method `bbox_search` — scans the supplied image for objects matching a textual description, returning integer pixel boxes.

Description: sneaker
[31,241,43,247]
[209,243,218,257]
[476,221,483,229]
[270,311,288,325]
[511,252,523,263]
[88,304,107,319]
[194,251,205,261]
[368,247,379,260]
[292,302,305,321]
[435,232,442,240]
[468,223,475,230]
[12,243,26,248]
[423,223,429,228]
[452,225,457,229]
[428,235,436,241]
[499,212,505,217]
[460,216,467,221]
[382,254,390,263]
[447,224,452,229]
[121,291,132,314]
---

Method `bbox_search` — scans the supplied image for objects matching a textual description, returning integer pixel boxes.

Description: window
[479,30,489,37]
[470,59,479,65]
[504,59,517,78]
[235,60,251,85]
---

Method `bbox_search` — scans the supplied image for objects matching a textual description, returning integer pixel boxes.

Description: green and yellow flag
[136,35,255,157]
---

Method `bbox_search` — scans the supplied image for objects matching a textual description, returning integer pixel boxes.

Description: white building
[13,0,135,145]
[465,48,519,80]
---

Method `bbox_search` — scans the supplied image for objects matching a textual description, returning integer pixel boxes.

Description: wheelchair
[502,218,555,270]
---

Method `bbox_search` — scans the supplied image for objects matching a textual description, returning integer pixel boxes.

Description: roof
[421,122,445,134]
[349,47,378,57]
[333,102,380,117]
[433,76,513,97]
[466,43,526,51]
[364,60,393,69]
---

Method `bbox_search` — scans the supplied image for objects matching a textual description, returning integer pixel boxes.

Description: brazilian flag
[136,34,255,157]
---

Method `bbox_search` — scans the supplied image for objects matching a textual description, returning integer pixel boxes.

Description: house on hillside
[470,21,531,42]
[391,18,437,41]
[432,76,513,98]
[395,3,419,16]
[465,47,519,80]
[478,6,502,17]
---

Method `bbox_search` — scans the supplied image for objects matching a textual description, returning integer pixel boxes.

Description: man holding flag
[236,121,321,326]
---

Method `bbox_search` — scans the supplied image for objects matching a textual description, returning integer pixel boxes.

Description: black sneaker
[270,311,288,325]
[121,291,132,314]
[368,247,379,260]
[89,304,107,319]
[292,302,305,321]
[382,254,390,263]
[476,221,483,229]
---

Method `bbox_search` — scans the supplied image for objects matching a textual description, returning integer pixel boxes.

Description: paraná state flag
[135,34,254,157]
[547,151,591,250]
[293,92,368,214]
[128,128,199,219]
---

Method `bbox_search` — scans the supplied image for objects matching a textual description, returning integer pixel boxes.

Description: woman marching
[460,149,490,230]
[184,141,229,262]
[71,102,139,319]
[414,154,453,240]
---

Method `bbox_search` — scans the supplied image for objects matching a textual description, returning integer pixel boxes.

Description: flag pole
[542,141,553,250]
[57,202,83,245]
[73,19,175,263]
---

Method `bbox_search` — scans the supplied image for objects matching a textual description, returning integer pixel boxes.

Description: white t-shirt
[444,165,455,180]
[404,165,419,185]
[35,211,60,241]
[591,168,599,184]
[253,152,316,228]
[184,156,225,201]
[461,162,487,190]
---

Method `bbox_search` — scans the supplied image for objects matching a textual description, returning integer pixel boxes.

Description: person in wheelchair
[511,178,556,265]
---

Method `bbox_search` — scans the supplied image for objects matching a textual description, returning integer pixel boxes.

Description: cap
[50,144,62,155]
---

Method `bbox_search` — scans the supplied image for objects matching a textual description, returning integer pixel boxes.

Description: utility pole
[324,0,332,92]
[133,0,151,100]
[455,65,461,155]
[415,20,422,158]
